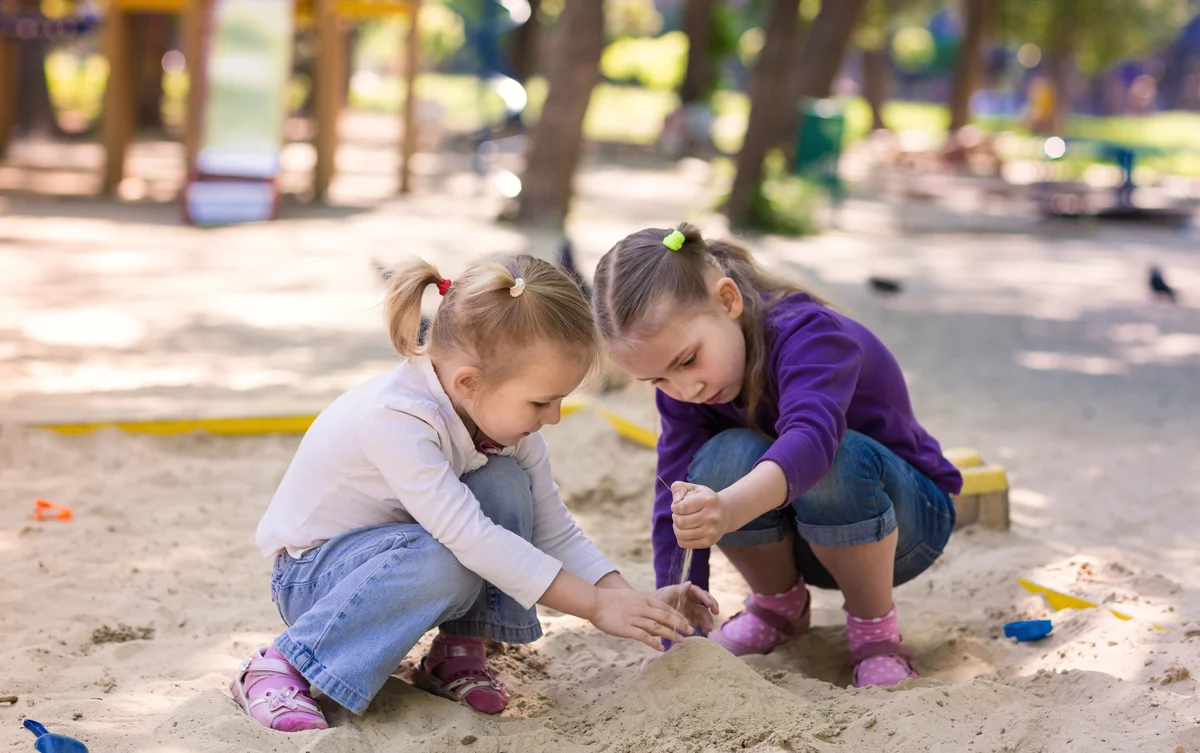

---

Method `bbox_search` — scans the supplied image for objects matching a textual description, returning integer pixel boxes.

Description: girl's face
[609,278,747,406]
[452,342,590,447]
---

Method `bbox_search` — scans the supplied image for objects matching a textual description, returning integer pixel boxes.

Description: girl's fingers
[670,495,711,516]
[628,626,661,652]
[676,530,717,549]
[691,584,719,614]
[672,508,719,531]
[647,602,693,634]
[673,523,706,543]
[636,617,688,645]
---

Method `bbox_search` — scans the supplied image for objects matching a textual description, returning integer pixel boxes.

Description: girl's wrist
[595,571,632,590]
[582,584,603,623]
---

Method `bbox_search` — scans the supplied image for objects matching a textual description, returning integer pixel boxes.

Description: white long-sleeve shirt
[255,355,615,609]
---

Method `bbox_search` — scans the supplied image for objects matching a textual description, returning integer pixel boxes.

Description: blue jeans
[269,456,542,715]
[690,429,955,591]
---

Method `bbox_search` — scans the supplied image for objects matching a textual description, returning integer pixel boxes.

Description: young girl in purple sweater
[592,223,962,686]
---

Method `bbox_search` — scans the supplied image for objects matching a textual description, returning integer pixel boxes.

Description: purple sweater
[653,293,962,590]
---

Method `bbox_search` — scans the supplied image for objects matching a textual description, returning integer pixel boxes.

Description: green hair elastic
[663,229,686,251]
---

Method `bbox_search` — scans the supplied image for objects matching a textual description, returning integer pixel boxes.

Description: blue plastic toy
[1004,619,1054,642]
[23,720,89,753]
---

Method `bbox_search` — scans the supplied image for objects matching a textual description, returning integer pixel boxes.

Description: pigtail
[385,258,444,357]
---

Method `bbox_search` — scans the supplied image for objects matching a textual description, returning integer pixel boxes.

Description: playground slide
[185,0,294,225]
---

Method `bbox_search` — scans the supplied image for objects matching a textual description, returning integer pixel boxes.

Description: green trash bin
[792,97,844,196]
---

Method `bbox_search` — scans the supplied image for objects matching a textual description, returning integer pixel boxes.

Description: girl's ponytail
[385,258,445,357]
[595,223,830,430]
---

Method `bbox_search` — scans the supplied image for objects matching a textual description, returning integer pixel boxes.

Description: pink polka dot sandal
[849,640,918,687]
[710,584,812,656]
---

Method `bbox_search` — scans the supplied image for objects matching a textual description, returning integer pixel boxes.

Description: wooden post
[182,0,207,171]
[398,1,419,194]
[0,39,16,159]
[101,8,138,194]
[313,0,344,201]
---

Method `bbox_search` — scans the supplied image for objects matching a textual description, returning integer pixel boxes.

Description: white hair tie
[510,278,526,298]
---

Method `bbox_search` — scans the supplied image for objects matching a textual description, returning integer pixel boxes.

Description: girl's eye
[533,401,550,409]
[681,353,697,368]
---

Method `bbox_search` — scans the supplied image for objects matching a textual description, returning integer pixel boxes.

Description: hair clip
[510,277,526,297]
[436,278,452,296]
[663,229,685,251]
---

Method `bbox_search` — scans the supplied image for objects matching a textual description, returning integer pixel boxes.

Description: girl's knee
[796,432,888,522]
[422,541,485,606]
[687,428,772,491]
[462,455,533,537]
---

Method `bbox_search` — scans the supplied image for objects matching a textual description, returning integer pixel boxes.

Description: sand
[3,175,1200,751]
[2,409,1198,753]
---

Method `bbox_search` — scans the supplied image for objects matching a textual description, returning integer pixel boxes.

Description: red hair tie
[436,278,452,296]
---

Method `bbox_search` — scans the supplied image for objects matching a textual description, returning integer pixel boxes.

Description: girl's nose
[544,403,562,426]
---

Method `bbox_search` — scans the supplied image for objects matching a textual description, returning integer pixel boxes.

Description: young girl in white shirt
[234,254,717,731]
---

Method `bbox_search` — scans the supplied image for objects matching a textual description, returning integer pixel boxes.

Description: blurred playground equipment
[0,0,423,211]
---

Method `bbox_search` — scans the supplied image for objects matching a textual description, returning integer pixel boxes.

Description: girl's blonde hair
[593,223,828,426]
[386,253,599,382]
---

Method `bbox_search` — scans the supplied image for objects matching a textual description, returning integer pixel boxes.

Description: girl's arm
[514,435,718,634]
[672,312,862,547]
[362,409,697,649]
[514,433,617,586]
[539,565,694,650]
[361,407,569,610]
[653,391,721,590]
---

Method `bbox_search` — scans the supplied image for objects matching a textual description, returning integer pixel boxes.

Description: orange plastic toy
[33,499,73,522]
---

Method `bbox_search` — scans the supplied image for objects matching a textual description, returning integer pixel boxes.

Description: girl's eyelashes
[681,353,697,368]
[532,401,551,409]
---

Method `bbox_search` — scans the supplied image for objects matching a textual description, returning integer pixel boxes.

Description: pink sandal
[230,647,328,732]
[711,586,812,656]
[412,636,510,715]
[849,640,918,686]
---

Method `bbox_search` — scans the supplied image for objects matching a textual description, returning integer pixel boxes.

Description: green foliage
[853,0,891,51]
[606,0,664,37]
[996,0,1192,75]
[44,52,108,120]
[738,26,764,66]
[892,26,936,71]
[356,4,465,70]
[600,31,688,90]
[737,151,824,236]
[710,2,741,60]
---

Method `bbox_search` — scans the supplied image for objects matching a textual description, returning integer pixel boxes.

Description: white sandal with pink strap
[230,647,328,732]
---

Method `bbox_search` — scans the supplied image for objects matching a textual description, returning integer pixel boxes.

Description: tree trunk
[510,0,542,83]
[15,37,58,136]
[774,0,866,155]
[947,0,994,133]
[342,25,357,107]
[862,45,889,130]
[1045,44,1074,132]
[134,15,169,131]
[724,0,802,229]
[679,0,713,104]
[515,0,604,228]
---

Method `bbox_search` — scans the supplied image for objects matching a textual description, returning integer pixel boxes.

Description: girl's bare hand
[589,589,693,651]
[671,482,730,549]
[653,582,720,633]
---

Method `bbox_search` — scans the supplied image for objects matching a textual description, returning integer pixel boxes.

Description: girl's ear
[713,277,744,319]
[451,365,484,399]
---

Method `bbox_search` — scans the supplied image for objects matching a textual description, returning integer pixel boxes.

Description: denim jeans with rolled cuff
[688,428,956,591]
